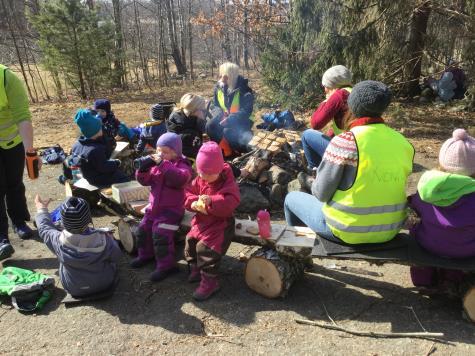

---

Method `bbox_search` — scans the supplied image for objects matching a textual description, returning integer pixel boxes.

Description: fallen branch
[295,319,444,341]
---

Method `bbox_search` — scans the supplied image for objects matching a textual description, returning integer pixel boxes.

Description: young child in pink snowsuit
[131,132,192,282]
[184,142,240,300]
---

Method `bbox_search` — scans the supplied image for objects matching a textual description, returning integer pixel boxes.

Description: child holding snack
[184,142,240,300]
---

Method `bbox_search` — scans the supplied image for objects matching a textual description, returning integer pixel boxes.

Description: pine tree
[31,0,115,98]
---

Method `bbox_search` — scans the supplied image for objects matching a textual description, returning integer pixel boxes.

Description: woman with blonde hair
[206,62,254,156]
[166,93,207,159]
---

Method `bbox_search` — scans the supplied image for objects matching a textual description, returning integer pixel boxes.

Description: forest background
[0,0,474,110]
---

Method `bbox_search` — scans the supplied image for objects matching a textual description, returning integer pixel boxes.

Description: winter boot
[0,236,14,261]
[13,223,33,240]
[188,263,201,283]
[129,256,154,268]
[192,272,220,301]
[149,265,179,282]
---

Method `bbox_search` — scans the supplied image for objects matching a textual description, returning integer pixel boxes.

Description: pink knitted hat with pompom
[439,128,475,175]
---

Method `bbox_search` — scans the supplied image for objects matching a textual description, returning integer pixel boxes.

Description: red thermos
[257,209,271,239]
[26,149,40,180]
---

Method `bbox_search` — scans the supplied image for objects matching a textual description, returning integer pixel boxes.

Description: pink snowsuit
[184,163,240,275]
[135,157,192,271]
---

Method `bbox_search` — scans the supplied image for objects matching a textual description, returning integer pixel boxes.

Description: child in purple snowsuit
[130,133,192,282]
[409,128,475,289]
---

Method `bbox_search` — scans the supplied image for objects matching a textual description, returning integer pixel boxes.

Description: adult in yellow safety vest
[206,62,254,156]
[0,64,40,261]
[301,65,353,175]
[285,81,414,244]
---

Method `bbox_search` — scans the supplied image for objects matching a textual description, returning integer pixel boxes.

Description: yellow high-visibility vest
[0,64,22,149]
[322,123,414,244]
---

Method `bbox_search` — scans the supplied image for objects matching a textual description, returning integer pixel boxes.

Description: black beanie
[348,80,392,118]
[60,197,92,234]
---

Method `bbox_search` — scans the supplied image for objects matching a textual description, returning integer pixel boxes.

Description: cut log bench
[67,179,475,322]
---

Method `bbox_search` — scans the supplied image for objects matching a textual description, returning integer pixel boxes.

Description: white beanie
[321,65,352,89]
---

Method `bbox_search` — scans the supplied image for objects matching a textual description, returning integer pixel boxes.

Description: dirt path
[1,95,475,354]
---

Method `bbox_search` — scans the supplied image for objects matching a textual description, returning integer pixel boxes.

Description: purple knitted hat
[156,132,182,157]
[439,128,475,176]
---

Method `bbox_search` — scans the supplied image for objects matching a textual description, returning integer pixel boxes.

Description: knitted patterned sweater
[312,131,358,202]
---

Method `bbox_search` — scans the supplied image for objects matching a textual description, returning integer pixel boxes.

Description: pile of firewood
[233,129,311,213]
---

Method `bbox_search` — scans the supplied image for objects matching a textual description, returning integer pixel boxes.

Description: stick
[295,319,444,340]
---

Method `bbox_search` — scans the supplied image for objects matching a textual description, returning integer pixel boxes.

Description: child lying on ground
[184,142,240,301]
[136,104,167,154]
[34,195,121,297]
[409,128,475,290]
[130,133,193,282]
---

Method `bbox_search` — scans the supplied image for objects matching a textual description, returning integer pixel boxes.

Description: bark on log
[118,217,140,254]
[245,247,305,298]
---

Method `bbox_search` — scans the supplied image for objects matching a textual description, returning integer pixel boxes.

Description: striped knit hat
[150,104,165,121]
[60,197,92,234]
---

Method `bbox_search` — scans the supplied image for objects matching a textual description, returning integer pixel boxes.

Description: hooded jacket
[409,170,475,258]
[184,164,240,253]
[166,111,206,158]
[71,136,129,187]
[35,210,121,297]
[136,157,192,218]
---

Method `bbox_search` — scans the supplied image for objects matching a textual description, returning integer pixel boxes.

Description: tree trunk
[1,0,35,102]
[133,0,149,85]
[403,1,431,97]
[112,0,127,89]
[165,0,186,75]
[188,0,193,82]
[85,0,94,10]
[243,6,250,70]
[221,0,232,61]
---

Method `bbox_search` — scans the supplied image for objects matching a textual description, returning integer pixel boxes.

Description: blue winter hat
[156,132,182,157]
[94,99,111,114]
[74,109,102,138]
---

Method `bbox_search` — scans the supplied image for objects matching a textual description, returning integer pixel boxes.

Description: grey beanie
[348,80,392,118]
[321,65,352,89]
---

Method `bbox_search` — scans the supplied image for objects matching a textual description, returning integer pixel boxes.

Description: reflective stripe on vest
[322,123,414,244]
[217,88,240,114]
[0,65,8,110]
[0,64,22,149]
[331,87,352,136]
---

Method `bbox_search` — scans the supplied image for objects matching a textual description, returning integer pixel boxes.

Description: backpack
[257,110,295,131]
[0,267,54,312]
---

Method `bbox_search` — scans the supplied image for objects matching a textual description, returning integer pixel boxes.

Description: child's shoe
[129,257,153,268]
[149,266,179,282]
[188,264,201,283]
[192,273,220,301]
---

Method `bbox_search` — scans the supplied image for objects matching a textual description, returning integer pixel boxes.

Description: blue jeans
[284,191,340,242]
[301,129,331,169]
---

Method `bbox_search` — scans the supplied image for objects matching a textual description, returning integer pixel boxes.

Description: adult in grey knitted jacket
[34,195,121,297]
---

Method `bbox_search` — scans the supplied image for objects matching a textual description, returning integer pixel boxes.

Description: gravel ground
[1,159,475,355]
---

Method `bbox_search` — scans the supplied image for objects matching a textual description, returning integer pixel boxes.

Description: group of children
[38,124,239,301]
[33,88,475,302]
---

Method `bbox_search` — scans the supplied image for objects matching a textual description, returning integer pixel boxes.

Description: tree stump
[118,218,139,254]
[463,286,475,322]
[244,247,305,298]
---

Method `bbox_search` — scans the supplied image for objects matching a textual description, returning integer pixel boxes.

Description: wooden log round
[118,218,139,254]
[244,247,305,298]
[463,287,475,322]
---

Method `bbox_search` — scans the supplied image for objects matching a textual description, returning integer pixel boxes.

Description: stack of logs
[234,129,310,213]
